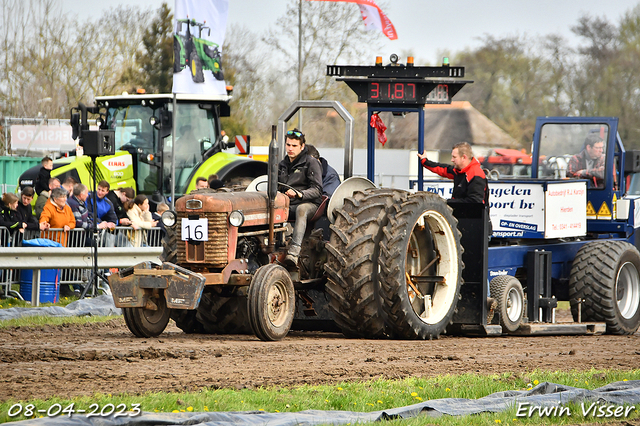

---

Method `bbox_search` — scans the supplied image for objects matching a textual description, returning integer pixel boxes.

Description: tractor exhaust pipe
[267,125,278,252]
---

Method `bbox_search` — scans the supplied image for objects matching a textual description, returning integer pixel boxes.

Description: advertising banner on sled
[172,0,229,95]
[422,180,585,239]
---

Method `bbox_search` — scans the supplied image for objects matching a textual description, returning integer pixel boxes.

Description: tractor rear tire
[324,188,408,338]
[247,264,295,341]
[190,51,204,83]
[170,309,204,334]
[489,275,524,333]
[123,292,171,338]
[569,240,640,335]
[378,192,463,340]
[196,291,252,334]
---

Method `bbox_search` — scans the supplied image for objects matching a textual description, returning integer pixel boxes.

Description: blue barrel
[20,269,60,303]
[19,238,63,303]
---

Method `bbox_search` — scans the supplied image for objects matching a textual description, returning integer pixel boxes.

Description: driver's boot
[284,243,301,268]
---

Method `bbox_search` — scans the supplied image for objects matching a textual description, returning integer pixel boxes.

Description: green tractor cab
[19,93,265,207]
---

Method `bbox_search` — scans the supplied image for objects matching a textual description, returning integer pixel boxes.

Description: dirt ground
[1,309,639,403]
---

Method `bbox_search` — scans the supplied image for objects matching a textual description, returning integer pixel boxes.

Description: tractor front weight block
[109,261,206,310]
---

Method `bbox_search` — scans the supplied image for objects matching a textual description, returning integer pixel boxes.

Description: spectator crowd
[0,156,167,248]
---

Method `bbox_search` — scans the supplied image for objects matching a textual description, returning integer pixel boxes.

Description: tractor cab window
[537,123,609,188]
[107,104,161,195]
[109,105,158,152]
[162,103,219,194]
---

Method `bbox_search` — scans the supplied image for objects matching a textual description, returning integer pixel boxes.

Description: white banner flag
[172,0,229,95]
[307,0,397,40]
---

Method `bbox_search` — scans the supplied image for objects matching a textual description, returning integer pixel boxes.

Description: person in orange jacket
[39,187,76,246]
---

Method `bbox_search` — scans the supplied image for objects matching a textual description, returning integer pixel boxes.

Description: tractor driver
[417,142,489,206]
[278,129,323,266]
[567,131,605,188]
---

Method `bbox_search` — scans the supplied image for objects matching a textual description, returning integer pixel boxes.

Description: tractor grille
[177,212,228,267]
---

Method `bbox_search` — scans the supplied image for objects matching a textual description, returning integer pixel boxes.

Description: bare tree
[263,0,384,101]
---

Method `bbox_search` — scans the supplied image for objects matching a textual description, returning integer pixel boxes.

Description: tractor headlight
[161,210,177,227]
[229,210,244,227]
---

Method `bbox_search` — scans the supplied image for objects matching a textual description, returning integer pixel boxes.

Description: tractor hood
[176,191,290,225]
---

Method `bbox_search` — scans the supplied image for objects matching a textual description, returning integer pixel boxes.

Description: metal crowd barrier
[0,226,164,305]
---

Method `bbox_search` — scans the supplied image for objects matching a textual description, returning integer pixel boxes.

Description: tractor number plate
[181,218,209,241]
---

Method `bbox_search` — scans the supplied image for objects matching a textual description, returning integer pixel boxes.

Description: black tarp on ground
[0,295,121,320]
[10,380,640,425]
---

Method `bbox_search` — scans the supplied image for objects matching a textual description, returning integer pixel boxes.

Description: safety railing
[0,226,164,304]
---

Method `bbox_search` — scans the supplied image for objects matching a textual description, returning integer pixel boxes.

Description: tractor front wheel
[248,264,295,341]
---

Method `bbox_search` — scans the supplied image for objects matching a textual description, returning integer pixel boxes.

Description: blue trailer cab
[427,117,640,334]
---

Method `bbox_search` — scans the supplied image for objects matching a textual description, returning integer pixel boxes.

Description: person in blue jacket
[306,144,340,197]
[87,180,118,230]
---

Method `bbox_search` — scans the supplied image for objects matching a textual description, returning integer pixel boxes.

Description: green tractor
[18,92,265,207]
[173,17,224,83]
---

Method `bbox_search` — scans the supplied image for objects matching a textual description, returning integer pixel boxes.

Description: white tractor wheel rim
[406,210,458,325]
[506,286,523,322]
[267,281,289,327]
[616,261,640,320]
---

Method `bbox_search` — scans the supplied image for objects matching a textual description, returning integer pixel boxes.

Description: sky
[62,0,640,65]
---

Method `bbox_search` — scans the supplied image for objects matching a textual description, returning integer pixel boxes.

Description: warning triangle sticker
[586,201,597,218]
[597,201,612,219]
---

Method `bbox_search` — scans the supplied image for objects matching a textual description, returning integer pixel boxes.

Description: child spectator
[34,156,53,196]
[0,193,27,242]
[152,202,169,233]
[16,186,39,231]
[39,187,76,246]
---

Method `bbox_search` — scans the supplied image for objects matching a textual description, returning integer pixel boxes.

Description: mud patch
[1,315,639,402]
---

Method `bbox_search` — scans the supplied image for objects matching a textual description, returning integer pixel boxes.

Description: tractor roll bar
[277,100,354,179]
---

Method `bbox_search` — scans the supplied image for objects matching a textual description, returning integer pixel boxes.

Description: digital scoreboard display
[366,82,450,104]
[368,82,417,102]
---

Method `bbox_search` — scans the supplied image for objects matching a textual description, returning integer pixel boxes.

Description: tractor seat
[287,195,330,223]
[310,195,330,223]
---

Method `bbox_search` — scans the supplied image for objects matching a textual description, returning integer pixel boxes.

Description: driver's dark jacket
[278,148,323,206]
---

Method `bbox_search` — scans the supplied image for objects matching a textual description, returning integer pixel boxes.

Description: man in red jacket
[418,142,489,206]
[419,142,494,320]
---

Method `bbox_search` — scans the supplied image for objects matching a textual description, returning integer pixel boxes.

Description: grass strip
[1,369,638,424]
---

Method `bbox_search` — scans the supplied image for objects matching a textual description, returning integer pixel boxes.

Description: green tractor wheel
[190,51,204,83]
[173,39,182,73]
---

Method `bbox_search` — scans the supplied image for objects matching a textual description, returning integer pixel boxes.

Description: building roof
[422,101,519,150]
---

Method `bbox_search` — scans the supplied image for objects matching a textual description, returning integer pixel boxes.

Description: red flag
[370,113,387,146]
[306,0,397,40]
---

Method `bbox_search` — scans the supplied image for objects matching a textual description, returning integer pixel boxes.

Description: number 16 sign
[181,218,209,241]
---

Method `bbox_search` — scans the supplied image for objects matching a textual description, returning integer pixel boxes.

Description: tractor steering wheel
[278,182,303,199]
